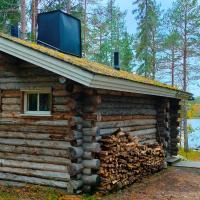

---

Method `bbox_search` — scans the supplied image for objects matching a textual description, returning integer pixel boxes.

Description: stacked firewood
[97,131,165,193]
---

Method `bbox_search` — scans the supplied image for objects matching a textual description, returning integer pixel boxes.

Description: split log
[97,131,165,193]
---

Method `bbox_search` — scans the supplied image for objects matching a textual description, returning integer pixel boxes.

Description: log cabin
[0,11,192,194]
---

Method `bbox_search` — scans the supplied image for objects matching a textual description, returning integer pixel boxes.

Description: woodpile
[97,130,165,193]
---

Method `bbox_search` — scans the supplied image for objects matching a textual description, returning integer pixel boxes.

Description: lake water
[188,119,200,148]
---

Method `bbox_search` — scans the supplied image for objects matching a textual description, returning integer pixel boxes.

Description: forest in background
[1,0,200,92]
[1,0,200,151]
[188,97,200,118]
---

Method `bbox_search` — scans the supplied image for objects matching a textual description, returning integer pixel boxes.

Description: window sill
[20,113,52,117]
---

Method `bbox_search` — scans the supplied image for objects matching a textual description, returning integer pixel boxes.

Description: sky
[114,0,200,97]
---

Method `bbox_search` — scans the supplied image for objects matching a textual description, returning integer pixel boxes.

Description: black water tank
[37,10,82,57]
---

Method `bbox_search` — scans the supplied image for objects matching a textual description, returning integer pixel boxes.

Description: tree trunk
[20,0,26,39]
[83,0,87,57]
[31,0,39,41]
[183,7,188,152]
[171,47,175,86]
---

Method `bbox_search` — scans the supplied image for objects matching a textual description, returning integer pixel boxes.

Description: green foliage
[179,147,200,161]
[133,0,161,79]
[0,0,20,32]
[87,1,134,71]
[83,194,99,200]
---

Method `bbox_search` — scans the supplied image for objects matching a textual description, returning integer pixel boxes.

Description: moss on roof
[0,33,178,91]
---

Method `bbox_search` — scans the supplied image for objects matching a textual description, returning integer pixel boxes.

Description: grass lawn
[0,185,83,200]
[179,147,200,161]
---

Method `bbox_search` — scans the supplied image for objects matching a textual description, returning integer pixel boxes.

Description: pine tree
[133,0,161,79]
[169,0,200,151]
[88,1,133,71]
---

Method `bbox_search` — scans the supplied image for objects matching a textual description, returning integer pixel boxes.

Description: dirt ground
[0,167,199,200]
[102,167,200,200]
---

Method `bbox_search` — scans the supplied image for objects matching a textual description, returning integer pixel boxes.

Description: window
[23,90,51,115]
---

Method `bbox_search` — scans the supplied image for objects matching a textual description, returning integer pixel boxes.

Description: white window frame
[22,89,52,116]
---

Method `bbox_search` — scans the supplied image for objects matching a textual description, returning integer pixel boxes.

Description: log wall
[0,52,181,193]
[0,53,82,193]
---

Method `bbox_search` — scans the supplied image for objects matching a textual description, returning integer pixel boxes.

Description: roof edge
[0,36,192,100]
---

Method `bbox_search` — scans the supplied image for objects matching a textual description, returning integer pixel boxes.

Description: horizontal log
[83,114,156,122]
[100,115,156,121]
[0,124,71,134]
[53,97,73,105]
[83,127,100,136]
[96,108,156,116]
[72,147,83,158]
[0,152,71,165]
[83,152,94,160]
[99,102,155,109]
[53,90,70,97]
[0,118,71,126]
[82,168,92,175]
[2,97,20,104]
[99,125,156,136]
[2,90,20,97]
[82,175,100,186]
[0,112,75,120]
[0,159,69,172]
[0,144,74,158]
[101,95,155,104]
[0,180,26,187]
[140,139,158,145]
[0,131,75,141]
[83,159,100,170]
[0,166,70,181]
[53,105,72,112]
[0,76,58,83]
[95,119,157,129]
[70,164,83,176]
[0,82,60,90]
[83,143,101,153]
[0,138,72,150]
[71,180,83,190]
[2,105,20,111]
[0,172,72,189]
[128,128,157,137]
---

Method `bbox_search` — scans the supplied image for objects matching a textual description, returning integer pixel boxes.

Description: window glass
[39,93,51,111]
[27,93,37,111]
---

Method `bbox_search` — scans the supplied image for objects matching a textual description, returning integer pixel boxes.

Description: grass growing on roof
[0,33,179,91]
